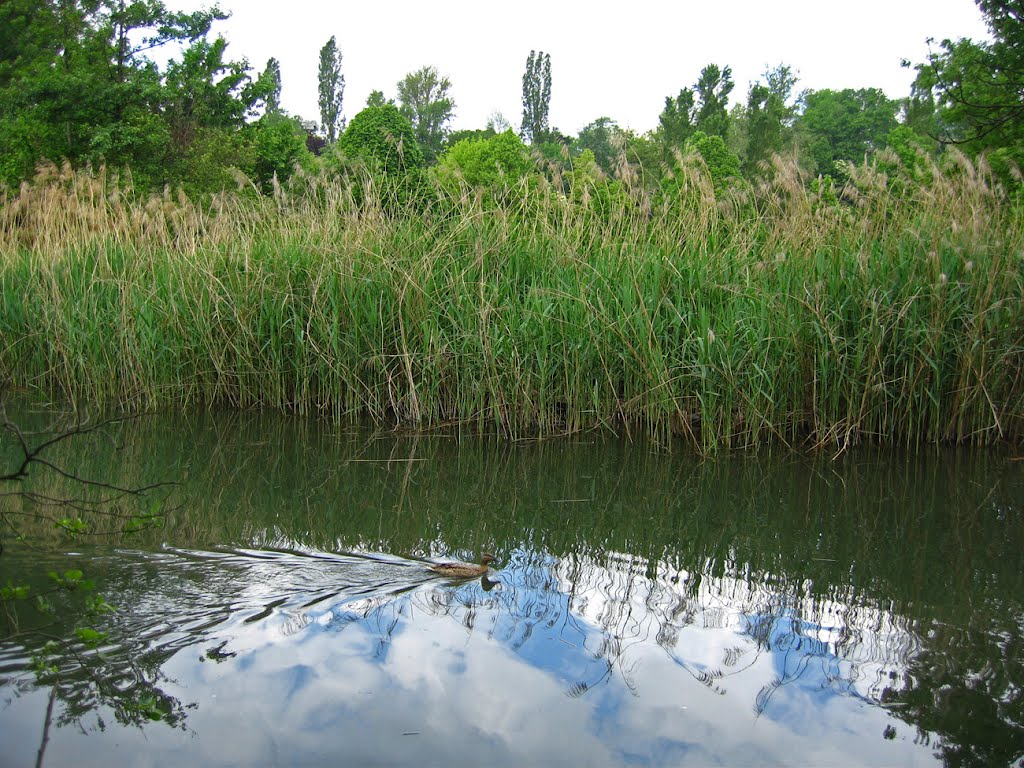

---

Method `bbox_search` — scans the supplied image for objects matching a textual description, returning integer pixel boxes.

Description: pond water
[1,405,1023,767]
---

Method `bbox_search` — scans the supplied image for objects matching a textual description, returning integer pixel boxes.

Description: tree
[910,0,1024,177]
[437,130,532,189]
[160,35,272,191]
[0,0,234,188]
[694,63,735,139]
[743,64,799,177]
[396,66,455,165]
[488,111,513,134]
[338,104,423,173]
[260,57,282,115]
[521,50,552,144]
[796,88,900,178]
[318,36,345,143]
[658,88,696,157]
[445,112,512,148]
[367,90,393,108]
[623,131,664,189]
[574,117,628,176]
[687,131,742,189]
[249,114,314,192]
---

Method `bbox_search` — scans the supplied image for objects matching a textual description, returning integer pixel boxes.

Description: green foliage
[260,57,282,115]
[74,626,109,647]
[910,2,1024,189]
[446,126,497,148]
[623,132,665,189]
[50,569,90,589]
[57,517,90,535]
[0,1,262,190]
[163,37,265,134]
[366,90,393,108]
[574,117,626,175]
[694,63,735,139]
[658,63,734,163]
[797,88,900,179]
[880,125,937,184]
[318,36,345,143]
[249,114,315,192]
[687,131,742,189]
[397,66,456,165]
[339,104,424,173]
[521,50,552,144]
[913,1,1023,152]
[1,582,30,601]
[436,130,532,189]
[658,88,696,158]
[533,138,570,168]
[564,149,632,222]
[742,64,799,178]
[167,126,251,195]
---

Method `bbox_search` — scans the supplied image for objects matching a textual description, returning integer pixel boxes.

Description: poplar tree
[521,50,552,143]
[318,36,345,142]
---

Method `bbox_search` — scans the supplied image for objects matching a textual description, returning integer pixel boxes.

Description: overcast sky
[169,0,991,136]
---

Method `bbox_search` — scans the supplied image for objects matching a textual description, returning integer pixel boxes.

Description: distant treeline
[0,1,1021,196]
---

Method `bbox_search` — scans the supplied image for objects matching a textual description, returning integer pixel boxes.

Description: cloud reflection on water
[11,544,934,766]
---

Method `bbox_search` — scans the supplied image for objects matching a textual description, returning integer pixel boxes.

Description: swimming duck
[428,553,495,579]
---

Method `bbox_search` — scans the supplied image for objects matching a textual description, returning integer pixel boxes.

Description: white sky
[170,0,991,136]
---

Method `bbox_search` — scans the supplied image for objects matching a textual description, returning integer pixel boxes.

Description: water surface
[1,406,1022,766]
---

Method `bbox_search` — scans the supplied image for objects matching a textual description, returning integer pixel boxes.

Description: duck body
[428,553,495,579]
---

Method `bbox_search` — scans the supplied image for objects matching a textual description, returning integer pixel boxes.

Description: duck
[427,553,495,579]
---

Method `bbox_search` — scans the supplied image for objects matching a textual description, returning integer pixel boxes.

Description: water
[1,405,1022,766]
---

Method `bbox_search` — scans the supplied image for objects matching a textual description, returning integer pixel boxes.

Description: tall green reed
[1,153,1021,450]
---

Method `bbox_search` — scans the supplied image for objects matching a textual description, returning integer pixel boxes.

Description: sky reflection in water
[4,544,942,766]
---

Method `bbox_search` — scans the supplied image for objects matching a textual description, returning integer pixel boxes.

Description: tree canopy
[0,0,271,190]
[797,88,900,178]
[397,66,455,165]
[911,0,1023,176]
[521,50,552,144]
[742,65,799,176]
[1,0,1018,195]
[339,104,424,173]
[437,130,532,189]
[318,36,345,142]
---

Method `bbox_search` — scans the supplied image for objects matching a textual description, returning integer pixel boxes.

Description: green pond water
[1,404,1023,767]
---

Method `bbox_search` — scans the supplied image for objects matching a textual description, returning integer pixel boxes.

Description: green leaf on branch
[35,594,54,615]
[74,626,108,648]
[56,518,89,536]
[0,582,30,601]
[86,593,117,615]
[48,569,93,591]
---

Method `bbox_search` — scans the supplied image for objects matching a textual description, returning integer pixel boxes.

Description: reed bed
[1,153,1022,450]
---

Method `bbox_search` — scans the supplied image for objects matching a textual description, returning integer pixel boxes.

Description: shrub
[338,105,423,174]
[686,131,742,190]
[436,130,533,189]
